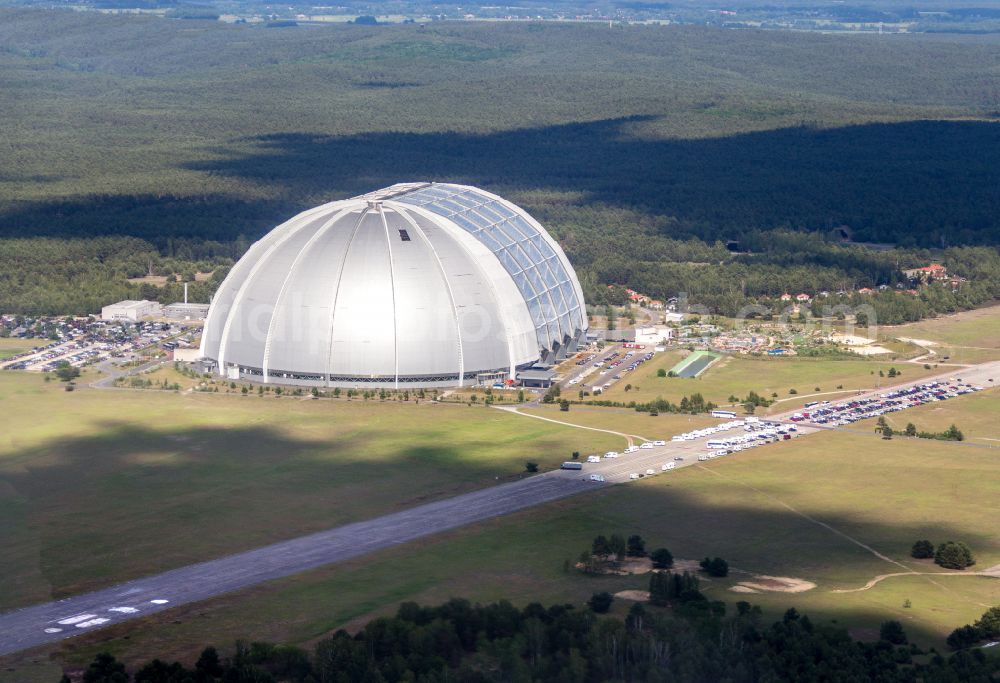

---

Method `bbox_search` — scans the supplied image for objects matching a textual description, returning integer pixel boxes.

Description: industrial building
[163,302,210,320]
[200,183,588,388]
[101,300,161,322]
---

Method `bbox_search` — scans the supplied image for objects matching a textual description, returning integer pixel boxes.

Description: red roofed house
[903,264,948,284]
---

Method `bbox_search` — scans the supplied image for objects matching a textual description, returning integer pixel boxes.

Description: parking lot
[562,343,657,395]
[551,361,1000,485]
[0,318,193,372]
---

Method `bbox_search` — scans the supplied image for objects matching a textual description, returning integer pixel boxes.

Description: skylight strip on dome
[397,185,579,349]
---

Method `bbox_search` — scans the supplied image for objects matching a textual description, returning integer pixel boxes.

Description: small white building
[101,300,161,322]
[634,326,674,346]
[172,347,202,362]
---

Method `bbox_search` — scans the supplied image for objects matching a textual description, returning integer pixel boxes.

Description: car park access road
[1,360,997,657]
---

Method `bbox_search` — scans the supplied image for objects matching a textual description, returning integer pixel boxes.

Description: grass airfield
[1,341,999,680]
[3,416,996,682]
[0,370,620,612]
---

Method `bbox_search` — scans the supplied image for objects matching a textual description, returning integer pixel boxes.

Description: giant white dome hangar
[200,182,588,388]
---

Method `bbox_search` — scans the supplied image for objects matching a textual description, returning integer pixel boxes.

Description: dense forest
[2,11,1000,315]
[64,597,1000,682]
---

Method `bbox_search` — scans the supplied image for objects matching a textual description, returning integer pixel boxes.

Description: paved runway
[2,360,997,656]
[0,473,592,657]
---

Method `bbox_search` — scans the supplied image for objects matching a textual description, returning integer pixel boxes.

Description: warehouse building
[200,183,588,388]
[101,300,161,322]
[163,302,211,320]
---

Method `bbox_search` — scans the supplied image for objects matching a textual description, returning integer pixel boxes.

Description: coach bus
[711,410,737,419]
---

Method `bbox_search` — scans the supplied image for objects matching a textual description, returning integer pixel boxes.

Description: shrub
[657,368,667,377]
[910,540,934,559]
[947,624,984,650]
[626,535,646,557]
[975,606,1000,638]
[880,620,907,645]
[700,557,729,577]
[650,548,674,569]
[935,541,975,570]
[524,462,539,473]
[588,592,613,614]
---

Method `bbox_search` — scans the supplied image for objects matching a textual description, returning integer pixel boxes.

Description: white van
[662,462,676,471]
[640,442,654,449]
[653,440,666,446]
[587,455,601,463]
[589,474,605,482]
[629,472,640,480]
[604,451,619,459]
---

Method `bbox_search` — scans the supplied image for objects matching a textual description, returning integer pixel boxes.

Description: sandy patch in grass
[850,345,892,356]
[898,338,939,347]
[575,557,704,576]
[728,585,760,594]
[614,590,651,601]
[831,334,877,346]
[734,575,816,593]
[576,557,653,575]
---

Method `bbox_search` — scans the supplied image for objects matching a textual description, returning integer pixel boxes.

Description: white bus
[711,410,737,419]
[706,439,728,449]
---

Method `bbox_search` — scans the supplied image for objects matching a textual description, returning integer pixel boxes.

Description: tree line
[65,596,1000,683]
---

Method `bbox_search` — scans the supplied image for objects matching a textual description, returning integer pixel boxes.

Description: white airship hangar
[199,183,588,388]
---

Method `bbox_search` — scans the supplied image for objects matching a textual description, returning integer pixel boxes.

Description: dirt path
[833,563,1000,594]
[695,465,986,601]
[494,406,647,446]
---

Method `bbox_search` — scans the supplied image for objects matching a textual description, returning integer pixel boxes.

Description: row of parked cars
[698,422,799,460]
[791,379,983,426]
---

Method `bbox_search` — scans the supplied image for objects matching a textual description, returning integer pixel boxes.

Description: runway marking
[57,614,97,625]
[43,628,62,634]
[150,599,169,605]
[75,618,109,628]
[108,606,139,614]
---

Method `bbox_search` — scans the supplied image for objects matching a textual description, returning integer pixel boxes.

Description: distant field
[7,426,996,681]
[885,304,1000,350]
[884,305,1000,364]
[0,338,33,359]
[0,371,620,612]
[873,386,1000,444]
[589,353,941,412]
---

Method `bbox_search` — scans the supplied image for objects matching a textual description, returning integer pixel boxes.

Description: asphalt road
[1,360,997,656]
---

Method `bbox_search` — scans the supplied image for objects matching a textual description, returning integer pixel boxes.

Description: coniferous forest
[3,10,1000,316]
[64,598,1000,682]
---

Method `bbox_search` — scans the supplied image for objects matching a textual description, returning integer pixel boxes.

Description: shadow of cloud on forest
[2,117,1000,247]
[183,116,1000,246]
